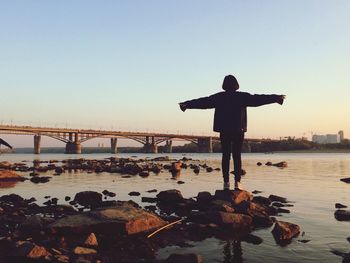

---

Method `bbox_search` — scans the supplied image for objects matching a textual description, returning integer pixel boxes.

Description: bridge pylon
[34,135,41,154]
[111,138,117,154]
[198,137,213,153]
[65,133,81,154]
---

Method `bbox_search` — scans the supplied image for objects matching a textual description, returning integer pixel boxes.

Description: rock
[14,240,51,259]
[177,181,185,184]
[139,171,150,177]
[207,211,252,229]
[272,161,288,168]
[343,253,350,263]
[0,161,12,169]
[0,170,24,181]
[193,167,200,174]
[165,253,202,263]
[19,215,54,234]
[65,196,71,201]
[196,191,213,204]
[141,197,158,203]
[129,191,141,196]
[340,177,350,183]
[73,246,97,255]
[30,176,51,184]
[74,191,102,207]
[271,220,300,244]
[235,201,273,227]
[206,167,213,172]
[335,203,347,209]
[242,234,263,245]
[83,233,98,247]
[334,210,350,221]
[49,202,167,235]
[252,190,262,194]
[157,189,184,204]
[147,189,157,193]
[277,208,290,214]
[257,162,262,166]
[209,200,235,213]
[269,194,288,203]
[55,167,64,174]
[265,161,273,166]
[214,189,252,205]
[253,196,271,206]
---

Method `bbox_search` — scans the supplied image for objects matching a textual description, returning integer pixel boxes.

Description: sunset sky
[1,1,349,147]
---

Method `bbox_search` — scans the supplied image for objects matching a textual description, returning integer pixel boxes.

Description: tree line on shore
[5,138,350,154]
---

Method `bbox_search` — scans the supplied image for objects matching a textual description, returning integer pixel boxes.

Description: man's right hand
[277,95,286,105]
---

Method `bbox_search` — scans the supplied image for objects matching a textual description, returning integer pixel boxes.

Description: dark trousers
[220,132,245,183]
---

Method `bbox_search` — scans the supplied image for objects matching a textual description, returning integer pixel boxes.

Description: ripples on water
[1,152,350,262]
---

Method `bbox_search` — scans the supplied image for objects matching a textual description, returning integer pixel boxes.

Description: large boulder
[214,190,252,205]
[236,201,273,227]
[157,189,184,204]
[271,220,300,244]
[74,191,102,207]
[49,202,167,235]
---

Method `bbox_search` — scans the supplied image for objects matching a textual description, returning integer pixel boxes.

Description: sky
[0,1,349,147]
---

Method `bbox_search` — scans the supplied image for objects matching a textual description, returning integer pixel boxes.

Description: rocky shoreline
[3,156,349,262]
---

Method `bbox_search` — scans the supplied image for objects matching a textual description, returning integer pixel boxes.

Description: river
[1,152,349,262]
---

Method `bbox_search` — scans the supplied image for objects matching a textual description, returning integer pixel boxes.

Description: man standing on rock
[179,75,285,190]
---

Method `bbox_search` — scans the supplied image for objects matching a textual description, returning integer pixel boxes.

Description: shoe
[234,181,243,190]
[223,182,230,190]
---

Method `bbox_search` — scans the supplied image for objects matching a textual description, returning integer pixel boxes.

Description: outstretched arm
[179,95,217,112]
[245,94,285,107]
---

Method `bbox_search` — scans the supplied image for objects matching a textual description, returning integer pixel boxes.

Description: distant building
[312,132,341,144]
[339,130,344,141]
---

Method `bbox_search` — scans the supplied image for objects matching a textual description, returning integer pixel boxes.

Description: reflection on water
[1,152,350,262]
[0,180,18,188]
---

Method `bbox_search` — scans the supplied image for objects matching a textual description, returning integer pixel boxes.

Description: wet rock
[253,196,271,206]
[0,170,24,181]
[55,167,64,174]
[74,191,102,207]
[277,208,290,214]
[0,193,24,204]
[65,196,71,201]
[196,191,213,204]
[19,215,54,234]
[49,202,167,235]
[73,246,97,255]
[141,197,158,203]
[0,161,12,169]
[165,253,202,263]
[268,194,288,203]
[157,189,184,204]
[242,234,263,245]
[206,167,213,172]
[257,162,262,166]
[30,176,51,184]
[129,191,141,196]
[139,171,150,177]
[83,233,98,247]
[252,190,262,194]
[340,177,350,183]
[265,161,273,166]
[235,200,273,227]
[193,167,200,174]
[147,189,157,193]
[177,181,185,184]
[334,210,350,221]
[272,161,288,168]
[272,220,300,244]
[335,203,347,209]
[214,189,252,205]
[207,211,252,230]
[209,200,235,213]
[13,240,51,259]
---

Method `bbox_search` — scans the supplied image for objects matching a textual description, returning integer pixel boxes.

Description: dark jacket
[183,91,280,133]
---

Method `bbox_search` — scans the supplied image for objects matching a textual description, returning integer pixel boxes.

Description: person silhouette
[179,75,285,190]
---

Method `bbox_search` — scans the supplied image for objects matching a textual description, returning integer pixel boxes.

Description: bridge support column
[165,140,173,153]
[198,137,213,153]
[65,133,81,154]
[143,136,158,153]
[111,138,118,154]
[243,141,251,153]
[34,135,41,154]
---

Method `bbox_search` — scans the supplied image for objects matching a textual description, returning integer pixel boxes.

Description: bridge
[0,125,276,154]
